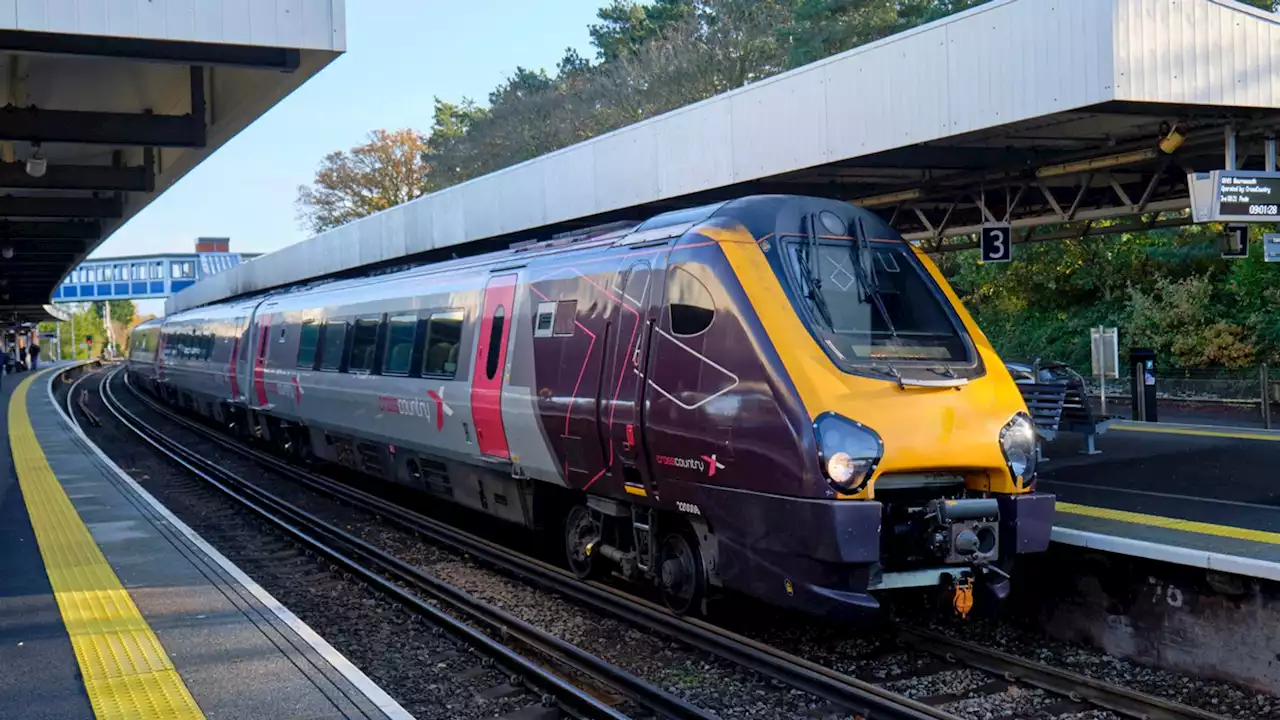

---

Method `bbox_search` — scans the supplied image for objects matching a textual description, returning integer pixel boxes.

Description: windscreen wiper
[800,213,835,328]
[851,217,897,338]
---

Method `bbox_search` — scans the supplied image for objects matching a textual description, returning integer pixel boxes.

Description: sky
[91,0,606,309]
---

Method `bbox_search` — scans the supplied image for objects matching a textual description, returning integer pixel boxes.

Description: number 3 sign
[981,224,1013,263]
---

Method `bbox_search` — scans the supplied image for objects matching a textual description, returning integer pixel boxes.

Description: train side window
[319,320,347,371]
[297,320,320,369]
[422,311,463,377]
[668,266,715,336]
[533,301,556,338]
[485,306,505,380]
[382,314,418,376]
[553,300,577,336]
[348,317,380,373]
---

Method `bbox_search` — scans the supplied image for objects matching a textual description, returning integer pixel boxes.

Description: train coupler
[948,573,975,619]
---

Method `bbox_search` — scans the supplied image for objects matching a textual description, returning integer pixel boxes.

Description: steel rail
[117,370,956,720]
[97,368,703,720]
[895,626,1230,720]
[120,370,1233,720]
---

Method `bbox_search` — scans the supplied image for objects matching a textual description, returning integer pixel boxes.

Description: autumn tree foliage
[296,128,433,234]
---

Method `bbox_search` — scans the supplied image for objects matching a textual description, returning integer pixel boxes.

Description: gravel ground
[83,366,1280,720]
[95,369,858,720]
[909,615,1280,720]
[71,369,581,720]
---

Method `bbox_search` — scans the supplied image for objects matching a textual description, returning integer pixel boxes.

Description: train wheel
[564,504,602,580]
[658,527,705,616]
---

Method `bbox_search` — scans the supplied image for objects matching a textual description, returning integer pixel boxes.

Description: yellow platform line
[1057,501,1280,546]
[9,371,205,720]
[1111,421,1280,442]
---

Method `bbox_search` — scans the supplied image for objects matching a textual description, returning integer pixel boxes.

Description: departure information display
[1217,173,1280,218]
[1188,170,1280,223]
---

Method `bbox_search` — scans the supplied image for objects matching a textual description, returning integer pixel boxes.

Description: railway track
[84,364,1233,720]
[84,365,703,720]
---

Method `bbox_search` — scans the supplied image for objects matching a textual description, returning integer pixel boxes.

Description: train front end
[710,197,1055,619]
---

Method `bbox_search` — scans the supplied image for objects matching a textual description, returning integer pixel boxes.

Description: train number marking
[676,501,702,516]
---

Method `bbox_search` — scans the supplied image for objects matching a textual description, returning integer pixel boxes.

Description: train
[127,195,1054,620]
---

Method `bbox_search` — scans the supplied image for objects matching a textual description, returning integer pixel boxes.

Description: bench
[1015,382,1113,456]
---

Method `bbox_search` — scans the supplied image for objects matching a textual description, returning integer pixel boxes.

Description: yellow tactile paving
[1111,421,1280,442]
[9,371,205,720]
[1057,501,1280,545]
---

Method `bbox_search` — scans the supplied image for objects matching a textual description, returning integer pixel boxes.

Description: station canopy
[170,0,1280,315]
[0,0,345,321]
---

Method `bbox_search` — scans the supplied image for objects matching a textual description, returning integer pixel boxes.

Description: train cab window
[485,307,505,380]
[319,320,347,371]
[297,320,320,369]
[667,266,715,336]
[347,317,380,373]
[422,311,463,378]
[382,314,418,376]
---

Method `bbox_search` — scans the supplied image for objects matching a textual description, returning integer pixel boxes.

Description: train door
[471,274,517,458]
[600,261,654,492]
[252,315,272,408]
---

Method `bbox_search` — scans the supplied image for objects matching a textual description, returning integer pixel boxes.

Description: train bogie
[128,195,1055,620]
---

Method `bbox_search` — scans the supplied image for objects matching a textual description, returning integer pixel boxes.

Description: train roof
[168,0,1280,316]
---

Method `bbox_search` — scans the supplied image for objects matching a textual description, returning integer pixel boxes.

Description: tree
[296,128,434,235]
[589,0,696,61]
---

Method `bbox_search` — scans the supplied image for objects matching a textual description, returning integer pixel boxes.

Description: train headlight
[999,413,1038,486]
[815,413,882,494]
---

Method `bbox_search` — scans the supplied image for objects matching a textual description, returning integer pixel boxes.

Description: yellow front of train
[714,198,1055,613]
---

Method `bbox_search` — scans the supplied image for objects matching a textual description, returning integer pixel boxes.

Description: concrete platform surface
[1041,421,1280,583]
[0,364,411,720]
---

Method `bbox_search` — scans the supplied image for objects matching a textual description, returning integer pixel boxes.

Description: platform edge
[1051,526,1280,583]
[47,365,415,720]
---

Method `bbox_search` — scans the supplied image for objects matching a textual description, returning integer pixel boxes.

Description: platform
[1041,420,1280,582]
[0,364,410,720]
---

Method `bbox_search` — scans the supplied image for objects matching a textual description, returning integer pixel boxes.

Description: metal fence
[1082,365,1276,429]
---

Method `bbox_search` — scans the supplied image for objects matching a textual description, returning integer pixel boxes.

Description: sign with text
[1266,233,1280,263]
[980,224,1012,263]
[1090,327,1119,379]
[1188,170,1280,222]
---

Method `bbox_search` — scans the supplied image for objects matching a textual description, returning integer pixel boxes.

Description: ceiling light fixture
[25,142,46,178]
[1,247,14,260]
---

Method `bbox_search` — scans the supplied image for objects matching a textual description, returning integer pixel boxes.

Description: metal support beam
[1267,134,1277,172]
[0,106,204,147]
[902,196,1190,242]
[0,30,301,71]
[1225,126,1238,171]
[1134,159,1170,212]
[1066,173,1093,220]
[0,195,122,219]
[924,213,1195,252]
[0,220,99,240]
[1037,182,1064,216]
[1107,175,1134,208]
[0,161,152,191]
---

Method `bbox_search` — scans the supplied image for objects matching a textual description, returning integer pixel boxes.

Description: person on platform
[28,340,39,370]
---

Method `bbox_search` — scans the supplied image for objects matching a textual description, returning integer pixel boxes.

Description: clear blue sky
[92,0,604,263]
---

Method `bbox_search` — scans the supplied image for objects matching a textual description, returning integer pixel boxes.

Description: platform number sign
[1222,224,1249,259]
[980,224,1013,263]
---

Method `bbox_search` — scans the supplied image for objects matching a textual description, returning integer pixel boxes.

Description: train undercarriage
[143,378,1037,620]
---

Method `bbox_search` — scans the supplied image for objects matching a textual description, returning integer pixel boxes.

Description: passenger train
[128,195,1054,619]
